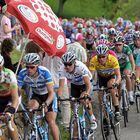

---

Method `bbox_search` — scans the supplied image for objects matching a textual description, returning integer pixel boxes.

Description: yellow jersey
[89,54,120,77]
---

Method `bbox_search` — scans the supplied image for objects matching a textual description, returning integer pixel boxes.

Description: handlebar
[93,87,113,92]
[0,113,14,131]
[58,96,91,102]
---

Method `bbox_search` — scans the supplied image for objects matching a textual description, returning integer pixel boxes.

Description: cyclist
[0,54,19,140]
[17,53,60,140]
[89,43,121,120]
[58,52,97,131]
[113,35,135,104]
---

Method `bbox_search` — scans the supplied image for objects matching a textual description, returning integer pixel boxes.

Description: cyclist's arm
[114,68,121,85]
[46,83,55,106]
[57,78,65,96]
[83,76,92,95]
[10,85,19,109]
[128,54,135,72]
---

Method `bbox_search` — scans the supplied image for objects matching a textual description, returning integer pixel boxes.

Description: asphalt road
[95,104,140,140]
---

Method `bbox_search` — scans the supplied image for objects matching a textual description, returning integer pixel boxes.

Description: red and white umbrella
[6,0,66,57]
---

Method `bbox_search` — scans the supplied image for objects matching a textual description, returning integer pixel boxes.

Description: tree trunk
[57,0,67,17]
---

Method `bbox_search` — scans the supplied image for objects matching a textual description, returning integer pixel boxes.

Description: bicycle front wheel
[99,104,112,140]
[23,125,41,140]
[136,95,140,113]
[70,116,81,140]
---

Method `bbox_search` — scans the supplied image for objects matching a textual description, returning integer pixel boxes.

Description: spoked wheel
[99,104,112,140]
[70,116,81,140]
[121,90,129,127]
[23,124,42,140]
[136,95,140,113]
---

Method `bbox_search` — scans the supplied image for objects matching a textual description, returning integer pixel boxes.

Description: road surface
[95,104,140,140]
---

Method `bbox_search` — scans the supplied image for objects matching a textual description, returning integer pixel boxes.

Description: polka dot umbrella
[6,0,66,57]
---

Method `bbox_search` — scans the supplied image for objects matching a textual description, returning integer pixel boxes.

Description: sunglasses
[26,66,35,69]
[115,44,123,46]
[64,63,73,67]
[98,55,106,59]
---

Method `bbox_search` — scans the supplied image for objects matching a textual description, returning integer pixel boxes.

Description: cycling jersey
[129,44,140,61]
[136,54,140,66]
[112,44,132,68]
[59,60,92,85]
[0,68,17,97]
[89,54,119,77]
[17,66,53,95]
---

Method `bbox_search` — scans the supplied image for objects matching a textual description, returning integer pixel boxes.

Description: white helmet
[0,55,4,66]
[23,53,41,65]
[61,52,76,64]
[96,44,109,55]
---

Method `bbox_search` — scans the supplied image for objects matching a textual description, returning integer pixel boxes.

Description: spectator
[1,38,22,73]
[0,5,19,43]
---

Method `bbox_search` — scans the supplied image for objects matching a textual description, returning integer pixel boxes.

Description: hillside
[45,0,140,21]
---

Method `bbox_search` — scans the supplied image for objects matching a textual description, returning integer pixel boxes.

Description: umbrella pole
[15,33,30,75]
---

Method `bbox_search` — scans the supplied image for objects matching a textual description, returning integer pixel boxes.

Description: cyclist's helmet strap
[23,53,41,65]
[61,52,76,63]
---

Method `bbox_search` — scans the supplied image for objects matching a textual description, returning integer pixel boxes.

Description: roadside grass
[45,0,140,21]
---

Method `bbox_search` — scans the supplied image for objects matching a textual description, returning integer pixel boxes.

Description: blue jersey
[17,66,53,95]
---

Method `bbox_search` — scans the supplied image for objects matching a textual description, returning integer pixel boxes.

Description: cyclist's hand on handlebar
[112,82,119,88]
[131,71,136,77]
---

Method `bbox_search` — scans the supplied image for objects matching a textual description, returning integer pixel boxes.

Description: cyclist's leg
[107,76,121,119]
[46,94,59,140]
[60,84,71,129]
[123,62,134,104]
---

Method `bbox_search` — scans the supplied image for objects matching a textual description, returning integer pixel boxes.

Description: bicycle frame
[94,87,120,140]
[120,75,129,127]
[19,102,48,140]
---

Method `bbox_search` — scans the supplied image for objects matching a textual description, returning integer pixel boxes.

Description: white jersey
[59,60,92,85]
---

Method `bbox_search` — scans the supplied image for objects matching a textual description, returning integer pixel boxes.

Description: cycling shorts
[98,75,115,88]
[120,62,132,72]
[31,93,58,113]
[71,83,86,98]
[0,96,11,113]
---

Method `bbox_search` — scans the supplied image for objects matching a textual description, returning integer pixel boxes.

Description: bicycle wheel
[14,112,25,140]
[136,95,140,113]
[121,90,129,127]
[99,104,112,140]
[70,115,81,140]
[23,124,41,140]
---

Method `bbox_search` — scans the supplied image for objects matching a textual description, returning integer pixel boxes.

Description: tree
[57,0,67,17]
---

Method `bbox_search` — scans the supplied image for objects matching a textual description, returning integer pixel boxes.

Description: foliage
[44,0,140,21]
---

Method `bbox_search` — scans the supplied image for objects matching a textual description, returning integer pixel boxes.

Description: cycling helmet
[77,23,83,29]
[117,17,123,23]
[86,28,93,35]
[23,53,41,65]
[61,52,76,64]
[86,21,92,27]
[96,44,109,55]
[0,55,4,66]
[124,33,133,44]
[133,31,140,40]
[108,28,116,35]
[99,34,107,40]
[114,35,124,43]
[97,39,109,46]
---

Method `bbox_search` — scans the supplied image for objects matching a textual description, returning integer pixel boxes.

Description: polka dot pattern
[30,0,63,33]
